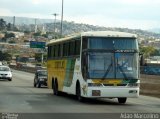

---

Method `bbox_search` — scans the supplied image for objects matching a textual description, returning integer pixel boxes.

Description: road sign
[30,41,46,49]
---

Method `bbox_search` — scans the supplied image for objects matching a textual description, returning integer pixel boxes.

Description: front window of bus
[82,37,139,80]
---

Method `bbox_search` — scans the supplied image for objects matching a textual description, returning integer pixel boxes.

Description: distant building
[8,31,24,38]
[145,56,160,64]
[0,33,5,39]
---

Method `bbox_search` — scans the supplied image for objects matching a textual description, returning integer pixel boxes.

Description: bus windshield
[88,52,138,79]
[82,37,139,80]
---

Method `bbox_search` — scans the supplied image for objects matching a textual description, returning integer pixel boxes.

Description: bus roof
[47,31,137,46]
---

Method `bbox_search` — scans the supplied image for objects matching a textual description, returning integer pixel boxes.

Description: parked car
[33,69,47,88]
[0,66,12,81]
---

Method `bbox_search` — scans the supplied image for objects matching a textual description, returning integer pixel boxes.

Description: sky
[0,0,160,30]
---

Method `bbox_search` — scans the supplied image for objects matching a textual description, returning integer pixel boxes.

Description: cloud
[0,0,160,29]
[0,8,12,16]
[65,14,160,30]
[31,0,41,5]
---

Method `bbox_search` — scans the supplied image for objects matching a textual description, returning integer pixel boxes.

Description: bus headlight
[128,83,140,87]
[88,83,103,87]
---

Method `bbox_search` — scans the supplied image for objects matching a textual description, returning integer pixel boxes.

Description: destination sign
[115,49,137,53]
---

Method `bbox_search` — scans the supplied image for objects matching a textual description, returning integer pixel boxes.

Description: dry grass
[140,74,160,98]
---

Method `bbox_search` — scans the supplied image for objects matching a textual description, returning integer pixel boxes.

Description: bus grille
[103,84,127,86]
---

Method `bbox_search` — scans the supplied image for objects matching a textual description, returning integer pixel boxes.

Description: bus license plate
[92,90,101,96]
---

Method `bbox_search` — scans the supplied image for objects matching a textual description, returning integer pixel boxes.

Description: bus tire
[54,80,59,96]
[37,81,41,88]
[33,79,36,87]
[52,78,55,94]
[76,82,84,102]
[8,78,12,81]
[118,98,127,104]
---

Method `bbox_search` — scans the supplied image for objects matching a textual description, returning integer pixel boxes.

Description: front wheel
[76,84,85,102]
[8,78,12,81]
[118,98,127,104]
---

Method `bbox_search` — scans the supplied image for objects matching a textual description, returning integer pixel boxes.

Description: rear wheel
[118,98,127,104]
[33,79,36,87]
[53,80,59,95]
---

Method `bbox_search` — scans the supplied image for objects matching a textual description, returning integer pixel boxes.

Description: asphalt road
[0,70,160,118]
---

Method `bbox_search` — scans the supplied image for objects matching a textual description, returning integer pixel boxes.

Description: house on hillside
[0,33,5,40]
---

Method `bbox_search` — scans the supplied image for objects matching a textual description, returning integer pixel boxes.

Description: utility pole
[34,19,37,33]
[60,0,64,37]
[13,16,15,31]
[52,13,58,33]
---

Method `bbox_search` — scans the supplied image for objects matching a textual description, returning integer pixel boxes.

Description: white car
[0,66,12,81]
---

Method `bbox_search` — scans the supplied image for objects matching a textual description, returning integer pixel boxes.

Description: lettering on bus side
[115,49,136,53]
[54,61,65,69]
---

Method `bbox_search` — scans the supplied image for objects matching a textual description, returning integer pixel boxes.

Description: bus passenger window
[75,40,81,55]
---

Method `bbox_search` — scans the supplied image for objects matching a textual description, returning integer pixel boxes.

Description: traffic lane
[0,69,50,94]
[0,70,160,113]
[1,91,159,113]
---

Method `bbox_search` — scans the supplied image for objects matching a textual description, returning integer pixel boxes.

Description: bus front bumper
[85,87,139,98]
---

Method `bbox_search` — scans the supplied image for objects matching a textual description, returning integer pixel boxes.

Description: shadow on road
[48,92,132,106]
[0,79,11,81]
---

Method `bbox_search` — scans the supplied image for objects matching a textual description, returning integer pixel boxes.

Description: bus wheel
[76,83,84,102]
[118,98,127,104]
[54,80,59,95]
[37,81,41,88]
[33,79,36,87]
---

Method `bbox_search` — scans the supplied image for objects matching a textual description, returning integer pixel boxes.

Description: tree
[0,18,6,31]
[5,32,15,38]
[8,40,16,44]
[35,53,47,62]
[7,23,12,31]
[140,46,159,58]
[33,32,41,37]
[0,51,12,61]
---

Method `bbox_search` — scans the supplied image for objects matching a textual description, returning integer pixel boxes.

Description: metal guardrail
[9,64,37,73]
[141,66,160,75]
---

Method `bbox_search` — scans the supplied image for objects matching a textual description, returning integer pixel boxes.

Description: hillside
[1,16,160,39]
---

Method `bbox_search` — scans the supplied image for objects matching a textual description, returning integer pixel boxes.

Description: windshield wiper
[101,63,112,80]
[118,64,128,79]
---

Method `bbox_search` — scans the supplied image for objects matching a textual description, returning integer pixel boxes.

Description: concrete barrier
[9,64,37,73]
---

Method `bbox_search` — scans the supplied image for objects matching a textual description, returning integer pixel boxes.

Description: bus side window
[82,37,88,50]
[69,41,75,56]
[51,45,54,58]
[75,40,81,55]
[60,44,63,57]
[48,46,51,59]
[63,42,69,57]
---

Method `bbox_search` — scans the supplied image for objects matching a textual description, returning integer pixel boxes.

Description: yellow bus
[47,31,140,103]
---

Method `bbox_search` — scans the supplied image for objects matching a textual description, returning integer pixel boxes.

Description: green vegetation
[0,51,12,61]
[4,32,15,38]
[0,18,18,31]
[35,53,47,62]
[140,46,160,58]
